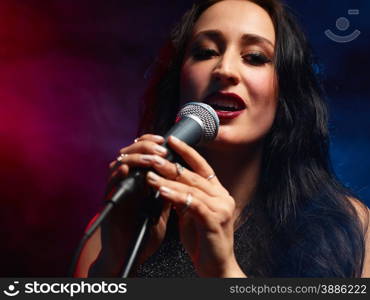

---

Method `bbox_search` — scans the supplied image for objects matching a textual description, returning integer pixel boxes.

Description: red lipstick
[204,92,246,120]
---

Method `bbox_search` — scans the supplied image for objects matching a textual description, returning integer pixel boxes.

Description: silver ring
[206,174,215,181]
[116,153,128,162]
[181,193,192,214]
[175,162,184,178]
[134,138,139,143]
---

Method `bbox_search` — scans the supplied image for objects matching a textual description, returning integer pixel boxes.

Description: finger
[111,153,168,171]
[109,153,129,172]
[109,160,116,169]
[109,136,165,173]
[135,134,165,144]
[155,183,220,232]
[107,164,130,188]
[146,171,235,227]
[110,164,130,179]
[146,171,217,211]
[104,164,130,198]
[167,136,219,184]
[119,140,168,157]
[118,134,165,157]
[110,154,218,197]
[149,160,219,197]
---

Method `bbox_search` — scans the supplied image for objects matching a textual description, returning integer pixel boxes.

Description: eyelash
[243,52,272,66]
[192,48,272,66]
[192,48,218,60]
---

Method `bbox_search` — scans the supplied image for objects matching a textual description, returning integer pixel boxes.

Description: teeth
[207,99,240,109]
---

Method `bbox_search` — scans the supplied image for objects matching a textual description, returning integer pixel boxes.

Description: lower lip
[215,109,245,119]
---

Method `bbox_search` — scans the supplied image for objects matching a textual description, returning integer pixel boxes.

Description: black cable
[69,173,160,277]
[119,216,150,278]
[68,176,136,277]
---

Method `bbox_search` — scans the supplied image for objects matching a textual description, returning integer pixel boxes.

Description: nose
[211,52,241,86]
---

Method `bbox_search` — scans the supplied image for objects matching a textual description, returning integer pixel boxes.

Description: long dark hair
[137,0,368,277]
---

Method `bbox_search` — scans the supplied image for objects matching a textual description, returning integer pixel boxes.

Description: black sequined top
[135,211,255,277]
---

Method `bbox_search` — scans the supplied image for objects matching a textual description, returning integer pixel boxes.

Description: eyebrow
[192,29,274,48]
[241,33,274,48]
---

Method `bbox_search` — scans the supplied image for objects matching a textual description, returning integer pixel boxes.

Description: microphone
[69,102,219,277]
[109,101,220,205]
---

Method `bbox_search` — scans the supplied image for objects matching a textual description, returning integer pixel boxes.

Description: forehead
[193,0,275,45]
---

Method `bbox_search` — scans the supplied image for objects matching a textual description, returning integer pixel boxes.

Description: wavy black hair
[137,0,368,277]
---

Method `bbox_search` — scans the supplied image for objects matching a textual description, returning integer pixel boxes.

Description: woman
[75,0,370,277]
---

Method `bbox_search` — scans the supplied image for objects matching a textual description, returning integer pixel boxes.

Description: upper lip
[203,91,246,110]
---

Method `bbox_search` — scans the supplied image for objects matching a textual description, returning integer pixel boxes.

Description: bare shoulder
[347,197,370,277]
[348,197,370,232]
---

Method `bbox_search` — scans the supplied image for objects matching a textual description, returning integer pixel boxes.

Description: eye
[242,52,272,66]
[192,47,219,61]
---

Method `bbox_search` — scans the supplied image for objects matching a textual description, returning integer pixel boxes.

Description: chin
[215,128,247,145]
[202,130,266,153]
[203,138,248,152]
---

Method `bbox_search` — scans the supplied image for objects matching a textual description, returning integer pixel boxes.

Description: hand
[143,136,246,277]
[97,134,173,275]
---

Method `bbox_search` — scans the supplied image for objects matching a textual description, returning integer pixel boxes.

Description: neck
[199,142,263,228]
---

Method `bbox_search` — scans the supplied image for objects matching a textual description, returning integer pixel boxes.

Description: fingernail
[147,171,159,182]
[154,145,167,155]
[141,154,154,162]
[159,186,172,195]
[170,136,180,142]
[152,155,165,166]
[153,135,164,142]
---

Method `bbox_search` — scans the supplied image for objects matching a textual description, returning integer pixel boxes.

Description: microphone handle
[109,116,203,206]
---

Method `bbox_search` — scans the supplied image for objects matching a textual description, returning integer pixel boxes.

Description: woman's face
[180,0,277,149]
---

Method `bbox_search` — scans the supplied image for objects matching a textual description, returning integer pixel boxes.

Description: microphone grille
[177,102,219,142]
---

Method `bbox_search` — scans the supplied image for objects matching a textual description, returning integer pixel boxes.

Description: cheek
[180,62,210,102]
[245,68,276,102]
[245,69,278,129]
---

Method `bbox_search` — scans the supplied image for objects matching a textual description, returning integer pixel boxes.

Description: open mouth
[204,92,246,119]
[208,103,242,112]
[204,92,246,111]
